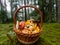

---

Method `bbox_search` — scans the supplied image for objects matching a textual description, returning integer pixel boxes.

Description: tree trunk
[48,0,53,23]
[11,0,13,21]
[24,0,27,21]
[0,0,1,17]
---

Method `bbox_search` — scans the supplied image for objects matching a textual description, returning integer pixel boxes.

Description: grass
[41,23,60,45]
[0,23,60,45]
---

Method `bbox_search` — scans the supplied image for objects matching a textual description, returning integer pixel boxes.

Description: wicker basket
[14,5,43,44]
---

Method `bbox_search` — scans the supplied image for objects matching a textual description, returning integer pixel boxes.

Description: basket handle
[14,5,43,30]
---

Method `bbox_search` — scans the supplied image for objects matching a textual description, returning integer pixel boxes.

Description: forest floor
[0,23,60,45]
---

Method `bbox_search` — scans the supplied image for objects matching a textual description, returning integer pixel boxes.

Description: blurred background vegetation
[0,0,57,23]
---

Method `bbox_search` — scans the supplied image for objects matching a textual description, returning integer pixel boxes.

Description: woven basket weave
[14,5,43,44]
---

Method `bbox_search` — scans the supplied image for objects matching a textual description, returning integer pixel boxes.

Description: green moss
[0,23,60,45]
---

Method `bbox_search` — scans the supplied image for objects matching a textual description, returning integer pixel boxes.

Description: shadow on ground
[17,37,51,45]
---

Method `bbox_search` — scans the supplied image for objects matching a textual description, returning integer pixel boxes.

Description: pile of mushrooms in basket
[16,19,41,34]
